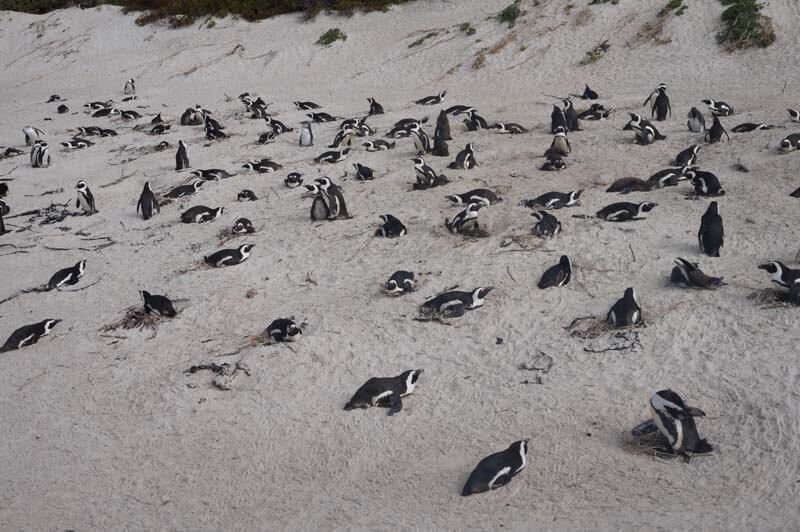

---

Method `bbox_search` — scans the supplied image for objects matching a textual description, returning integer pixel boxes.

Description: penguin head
[780,138,794,150]
[76,259,87,275]
[362,141,374,149]
[140,290,151,303]
[638,202,657,214]
[559,255,571,271]
[474,286,494,301]
[402,369,424,391]
[623,287,638,305]
[530,210,545,221]
[233,217,254,233]
[341,148,351,156]
[553,126,566,135]
[411,157,425,167]
[438,90,447,99]
[143,181,152,192]
[466,202,484,214]
[42,319,61,334]
[569,190,584,203]
[706,201,720,216]
[213,207,224,218]
[758,261,783,275]
[562,98,573,109]
[76,180,88,192]
[304,184,320,195]
[511,439,530,456]
[239,244,255,256]
[192,180,204,190]
[315,177,333,190]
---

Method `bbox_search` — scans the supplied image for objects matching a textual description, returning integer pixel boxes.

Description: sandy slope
[0,0,799,529]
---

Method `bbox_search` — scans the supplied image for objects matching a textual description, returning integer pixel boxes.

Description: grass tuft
[496,1,522,28]
[717,0,776,50]
[317,27,347,45]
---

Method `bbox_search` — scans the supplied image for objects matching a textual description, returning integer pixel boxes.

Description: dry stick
[506,265,518,284]
[628,244,636,262]
[17,370,48,392]
[0,166,18,179]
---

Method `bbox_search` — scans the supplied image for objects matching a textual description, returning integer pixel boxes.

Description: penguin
[122,95,137,103]
[91,107,120,118]
[582,84,599,100]
[415,90,446,105]
[30,141,51,168]
[493,122,528,134]
[779,133,800,152]
[791,186,800,198]
[647,166,692,188]
[701,99,734,116]
[445,189,499,207]
[136,182,159,220]
[546,127,571,156]
[258,131,275,144]
[307,112,337,123]
[411,129,431,155]
[576,103,606,120]
[607,287,641,326]
[444,105,472,115]
[689,170,724,196]
[264,116,292,135]
[47,260,86,290]
[266,318,303,343]
[294,101,321,110]
[99,128,118,137]
[84,100,112,111]
[57,104,68,114]
[60,138,94,149]
[0,200,8,234]
[124,78,136,95]
[687,107,706,133]
[787,109,800,122]
[446,202,483,236]
[344,369,424,415]
[353,163,374,181]
[151,124,170,135]
[204,244,255,268]
[23,126,46,145]
[435,109,452,140]
[76,126,102,136]
[675,145,701,167]
[531,210,561,239]
[635,125,659,145]
[363,139,395,152]
[190,168,236,181]
[731,123,774,133]
[462,440,529,496]
[310,188,331,221]
[151,113,163,125]
[205,123,227,140]
[0,183,7,198]
[563,99,581,131]
[385,271,415,295]
[242,159,283,173]
[315,148,350,164]
[605,177,657,194]
[624,113,666,141]
[0,319,61,353]
[541,154,566,171]
[698,201,724,257]
[75,180,97,215]
[1,147,24,159]
[704,116,730,144]
[522,190,582,210]
[596,201,657,222]
[538,255,572,289]
[650,85,671,121]
[649,389,714,459]
[164,180,203,199]
[285,172,304,188]
[180,205,224,224]
[551,105,567,134]
[175,140,189,171]
[238,189,258,202]
[180,107,203,126]
[232,217,255,234]
[141,290,176,317]
[671,258,725,289]
[315,177,350,218]
[120,110,141,120]
[299,121,314,147]
[757,261,800,289]
[432,135,449,157]
[375,214,406,238]
[642,83,666,108]
[46,94,63,103]
[448,143,478,169]
[412,157,449,190]
[465,109,489,130]
[367,97,384,116]
[421,287,493,317]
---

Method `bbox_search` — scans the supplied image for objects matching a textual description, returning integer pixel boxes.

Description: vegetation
[459,22,476,36]
[717,0,776,49]
[588,0,619,5]
[579,39,610,65]
[658,0,683,17]
[408,31,439,48]
[496,1,522,28]
[316,27,346,45]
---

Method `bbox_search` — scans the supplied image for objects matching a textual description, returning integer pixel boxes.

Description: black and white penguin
[47,260,86,290]
[411,129,432,155]
[522,189,583,210]
[190,168,236,181]
[531,211,561,238]
[596,201,656,222]
[421,287,493,317]
[647,166,692,188]
[702,99,734,117]
[151,123,170,135]
[242,158,283,173]
[329,126,355,149]
[285,172,304,188]
[448,143,478,170]
[605,177,657,194]
[689,170,724,196]
[266,317,303,343]
[650,85,671,121]
[415,90,446,105]
[141,290,176,317]
[238,189,258,202]
[546,127,571,156]
[121,95,137,103]
[462,439,529,496]
[671,258,725,289]
[0,183,7,198]
[23,126,46,145]
[264,116,292,135]
[541,154,566,171]
[84,100,111,110]
[180,205,223,224]
[577,103,611,121]
[582,84,599,100]
[309,187,331,221]
[687,107,706,133]
[74,180,97,215]
[445,188,499,207]
[698,201,724,257]
[30,140,51,168]
[75,126,102,136]
[204,244,254,268]
[376,214,406,237]
[731,122,774,133]
[444,105,472,116]
[493,122,528,134]
[61,137,95,149]
[175,140,189,171]
[0,319,61,353]
[367,97,384,116]
[363,139,395,152]
[299,121,314,147]
[538,255,572,289]
[607,287,641,326]
[642,83,666,108]
[46,94,63,103]
[787,109,800,122]
[294,101,321,110]
[431,136,449,157]
[435,109,452,140]
[120,110,141,120]
[704,116,730,144]
[124,78,136,95]
[757,261,800,289]
[385,271,415,295]
[563,99,580,131]
[675,145,701,167]
[307,112,337,123]
[91,107,120,118]
[227,218,251,235]
[164,180,203,199]
[412,157,448,189]
[779,133,800,152]
[57,104,68,114]
[315,177,350,218]
[315,148,350,164]
[344,369,424,415]
[465,109,489,130]
[99,128,118,137]
[550,105,567,134]
[446,202,483,236]
[649,389,713,459]
[353,163,374,181]
[0,200,8,234]
[151,113,163,125]
[636,125,660,145]
[136,182,159,220]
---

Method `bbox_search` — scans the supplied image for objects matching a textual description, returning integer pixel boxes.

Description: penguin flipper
[387,392,403,415]
[686,407,706,417]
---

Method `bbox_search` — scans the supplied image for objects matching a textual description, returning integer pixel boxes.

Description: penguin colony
[2,68,799,500]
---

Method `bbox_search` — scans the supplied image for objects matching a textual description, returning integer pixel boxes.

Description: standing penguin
[435,109,452,141]
[550,105,567,133]
[546,127,571,156]
[23,126,46,146]
[687,107,706,133]
[651,85,671,121]
[309,187,331,221]
[316,177,350,219]
[563,99,580,131]
[175,140,189,170]
[367,97,384,116]
[75,180,97,215]
[136,182,159,220]
[649,389,714,459]
[432,136,449,157]
[462,440,529,496]
[299,121,314,147]
[698,201,724,257]
[704,116,730,144]
[607,287,641,327]
[124,78,136,95]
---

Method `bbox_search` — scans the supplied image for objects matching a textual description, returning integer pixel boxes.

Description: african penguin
[190,168,236,181]
[315,148,350,164]
[787,109,800,123]
[522,190,582,210]
[180,205,223,224]
[563,99,580,131]
[596,202,656,222]
[445,189,499,207]
[124,78,136,95]
[650,85,671,121]
[344,369,424,415]
[757,261,800,289]
[546,127,571,156]
[607,287,641,327]
[702,99,734,117]
[0,319,61,353]
[538,255,572,289]
[446,202,483,236]
[687,107,706,133]
[647,166,692,188]
[141,291,176,317]
[462,440,529,496]
[242,159,282,173]
[731,123,773,133]
[448,143,478,170]
[164,180,203,199]
[779,133,800,152]
[75,180,97,215]
[299,121,314,147]
[704,116,730,144]
[551,105,567,134]
[531,211,561,238]
[315,177,350,219]
[136,182,159,220]
[363,139,395,152]
[541,154,566,171]
[367,97,384,116]
[309,188,331,221]
[698,201,724,257]
[238,190,258,202]
[689,170,724,196]
[307,112,337,123]
[582,84,599,100]
[23,126,46,145]
[671,258,724,289]
[435,109,452,140]
[294,101,321,110]
[493,122,528,134]
[175,140,190,171]
[415,90,446,105]
[385,271,415,295]
[47,260,86,290]
[605,177,657,194]
[285,172,304,188]
[675,145,701,167]
[420,287,493,318]
[649,389,714,459]
[232,218,255,234]
[204,244,254,268]
[266,318,303,343]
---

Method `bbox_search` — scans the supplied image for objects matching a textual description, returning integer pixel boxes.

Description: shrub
[496,1,522,27]
[717,0,775,49]
[317,27,346,45]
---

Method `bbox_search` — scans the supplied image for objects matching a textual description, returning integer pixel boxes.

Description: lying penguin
[344,369,423,415]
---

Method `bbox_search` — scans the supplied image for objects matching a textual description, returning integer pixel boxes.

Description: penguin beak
[523,438,530,444]
[757,264,769,271]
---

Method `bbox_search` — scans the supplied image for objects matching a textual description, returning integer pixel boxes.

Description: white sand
[1,0,799,529]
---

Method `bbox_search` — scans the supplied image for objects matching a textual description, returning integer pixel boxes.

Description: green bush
[717,0,775,49]
[496,1,522,27]
[317,27,346,45]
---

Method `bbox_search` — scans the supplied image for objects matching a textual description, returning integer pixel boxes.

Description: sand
[1,0,799,529]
